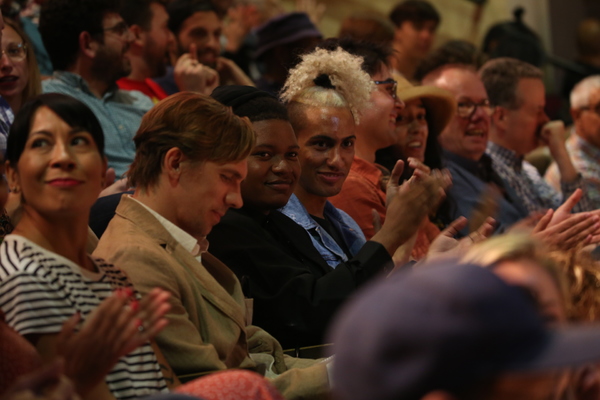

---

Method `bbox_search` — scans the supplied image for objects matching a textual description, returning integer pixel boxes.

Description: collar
[280,194,319,230]
[443,149,481,172]
[128,195,206,256]
[486,141,523,171]
[54,71,119,100]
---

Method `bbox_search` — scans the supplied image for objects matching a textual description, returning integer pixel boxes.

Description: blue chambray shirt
[280,194,366,268]
[42,72,154,177]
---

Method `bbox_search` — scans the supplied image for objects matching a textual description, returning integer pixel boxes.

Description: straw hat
[393,73,456,138]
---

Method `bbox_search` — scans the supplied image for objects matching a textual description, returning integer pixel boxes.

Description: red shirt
[330,156,439,260]
[117,77,168,104]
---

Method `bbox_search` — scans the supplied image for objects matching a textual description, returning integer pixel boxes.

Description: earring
[10,186,19,194]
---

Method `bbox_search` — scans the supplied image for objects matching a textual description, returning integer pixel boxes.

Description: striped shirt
[0,235,169,399]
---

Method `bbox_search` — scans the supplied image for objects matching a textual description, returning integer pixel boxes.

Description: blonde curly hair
[280,47,374,124]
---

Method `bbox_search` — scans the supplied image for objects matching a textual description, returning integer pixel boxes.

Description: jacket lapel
[116,196,247,331]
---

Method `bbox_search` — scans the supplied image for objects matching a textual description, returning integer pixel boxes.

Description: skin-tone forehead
[426,66,487,100]
[589,87,600,106]
[297,106,355,140]
[516,78,545,106]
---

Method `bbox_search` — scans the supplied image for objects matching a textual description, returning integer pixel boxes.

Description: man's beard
[91,45,132,85]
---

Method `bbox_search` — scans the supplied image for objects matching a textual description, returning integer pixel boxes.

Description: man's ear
[79,31,99,59]
[5,160,20,193]
[570,107,580,122]
[128,24,145,48]
[491,106,508,131]
[163,147,185,186]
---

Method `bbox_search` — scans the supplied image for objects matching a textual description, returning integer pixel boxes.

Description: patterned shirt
[0,235,169,399]
[486,141,593,213]
[43,72,154,177]
[545,133,600,210]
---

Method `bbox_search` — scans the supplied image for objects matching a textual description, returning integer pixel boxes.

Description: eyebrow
[254,144,300,150]
[307,135,335,141]
[342,135,357,141]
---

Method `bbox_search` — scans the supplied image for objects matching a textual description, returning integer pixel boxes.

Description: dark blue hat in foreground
[329,262,600,400]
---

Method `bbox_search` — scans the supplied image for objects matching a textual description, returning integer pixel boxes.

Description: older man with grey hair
[546,75,600,209]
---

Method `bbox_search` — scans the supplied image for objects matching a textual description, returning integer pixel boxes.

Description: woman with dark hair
[0,93,172,398]
[376,74,455,259]
[0,93,286,400]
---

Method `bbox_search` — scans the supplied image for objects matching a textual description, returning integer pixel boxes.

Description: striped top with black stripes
[0,234,169,399]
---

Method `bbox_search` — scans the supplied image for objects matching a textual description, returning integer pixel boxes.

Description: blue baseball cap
[329,262,600,400]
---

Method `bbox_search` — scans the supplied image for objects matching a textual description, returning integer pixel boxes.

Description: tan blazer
[93,196,329,399]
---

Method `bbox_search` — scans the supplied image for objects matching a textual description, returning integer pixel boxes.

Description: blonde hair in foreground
[280,47,373,124]
[460,234,570,314]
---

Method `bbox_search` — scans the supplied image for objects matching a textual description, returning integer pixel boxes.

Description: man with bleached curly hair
[208,46,449,349]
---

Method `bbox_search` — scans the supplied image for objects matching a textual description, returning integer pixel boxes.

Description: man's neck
[132,188,177,227]
[354,139,377,163]
[127,54,154,81]
[294,186,328,219]
[67,62,111,99]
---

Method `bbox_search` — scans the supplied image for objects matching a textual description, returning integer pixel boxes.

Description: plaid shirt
[545,133,600,210]
[486,141,593,213]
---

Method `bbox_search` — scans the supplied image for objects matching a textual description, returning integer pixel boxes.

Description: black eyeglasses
[374,78,398,100]
[456,99,493,119]
[103,21,130,37]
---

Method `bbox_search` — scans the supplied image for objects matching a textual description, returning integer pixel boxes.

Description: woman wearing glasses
[0,18,41,115]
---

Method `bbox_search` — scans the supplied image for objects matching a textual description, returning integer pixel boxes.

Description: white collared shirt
[128,195,206,261]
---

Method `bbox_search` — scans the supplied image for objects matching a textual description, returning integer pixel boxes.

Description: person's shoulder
[112,88,154,110]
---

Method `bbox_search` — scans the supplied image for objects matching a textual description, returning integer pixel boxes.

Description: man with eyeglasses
[423,64,528,234]
[546,75,600,209]
[38,0,154,177]
[481,57,595,214]
[317,39,406,240]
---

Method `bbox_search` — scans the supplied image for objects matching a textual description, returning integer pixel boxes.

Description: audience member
[376,74,455,258]
[414,39,485,82]
[388,0,440,80]
[93,92,330,399]
[154,0,253,97]
[254,12,321,95]
[423,64,529,233]
[209,48,446,348]
[121,0,231,101]
[330,258,600,400]
[481,7,545,68]
[0,18,41,115]
[0,93,175,398]
[0,17,40,154]
[38,0,154,178]
[480,57,595,213]
[222,0,284,79]
[0,12,12,144]
[561,18,600,99]
[117,0,174,102]
[338,12,394,47]
[315,39,405,239]
[546,75,600,209]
